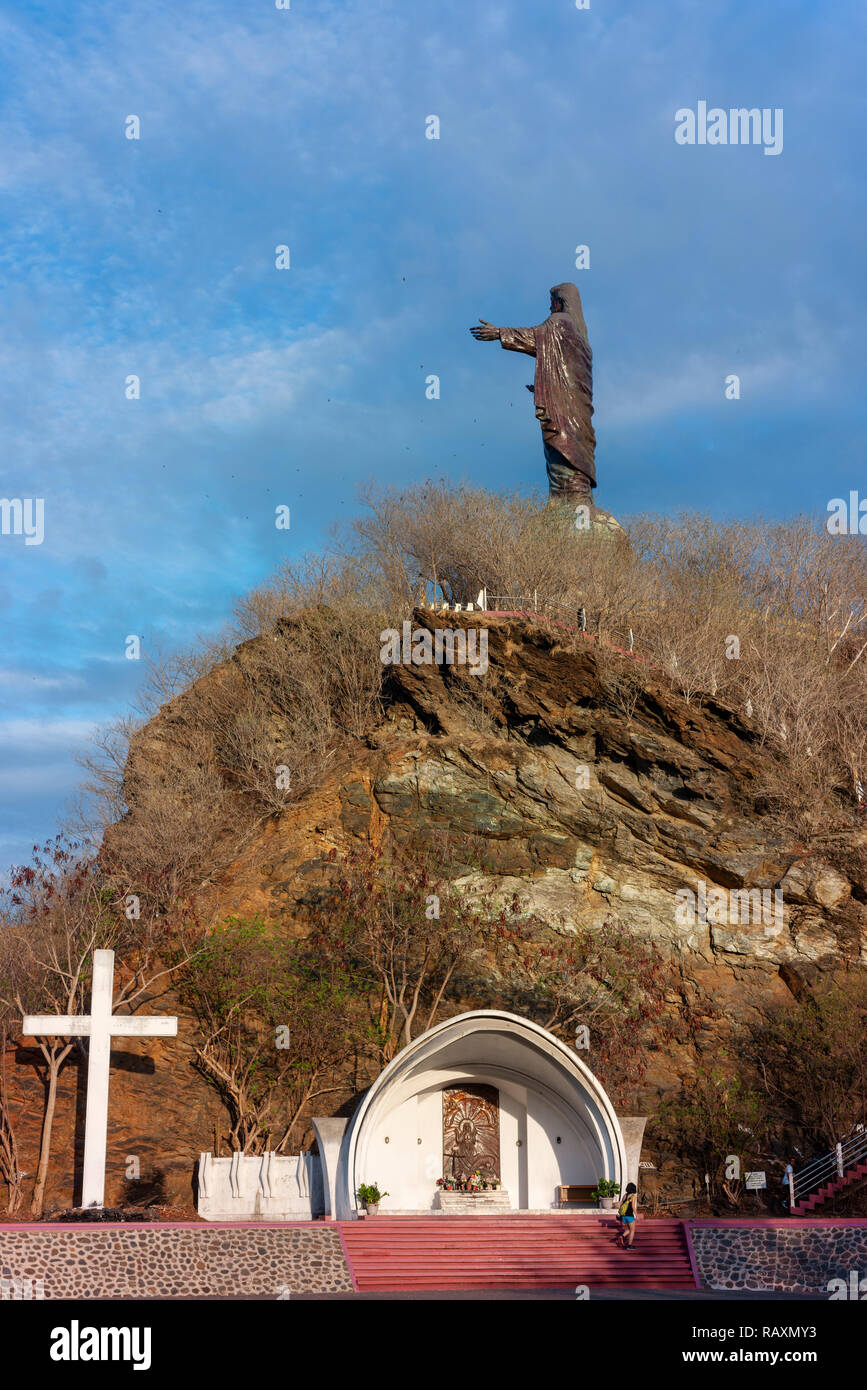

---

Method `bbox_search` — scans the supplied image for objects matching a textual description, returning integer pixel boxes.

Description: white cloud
[0,671,78,691]
[0,717,97,748]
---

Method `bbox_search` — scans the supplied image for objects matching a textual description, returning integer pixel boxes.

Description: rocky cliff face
[193,611,866,1039]
[10,612,867,1211]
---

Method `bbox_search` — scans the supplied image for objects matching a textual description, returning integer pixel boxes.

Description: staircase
[339,1215,697,1292]
[791,1125,867,1215]
[793,1160,867,1213]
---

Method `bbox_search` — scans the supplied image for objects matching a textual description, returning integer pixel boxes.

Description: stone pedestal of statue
[546,496,626,545]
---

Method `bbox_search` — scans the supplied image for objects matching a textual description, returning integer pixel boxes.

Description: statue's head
[549,282,588,340]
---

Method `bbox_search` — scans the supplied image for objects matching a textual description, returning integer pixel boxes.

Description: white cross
[23,949,177,1209]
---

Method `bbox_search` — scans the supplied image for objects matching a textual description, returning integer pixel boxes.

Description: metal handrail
[797,1128,867,1182]
[795,1149,839,1182]
[486,595,533,610]
[792,1124,867,1204]
[793,1159,837,1201]
[483,594,650,657]
[795,1153,835,1184]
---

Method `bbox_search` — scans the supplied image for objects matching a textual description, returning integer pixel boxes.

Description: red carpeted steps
[339,1215,697,1291]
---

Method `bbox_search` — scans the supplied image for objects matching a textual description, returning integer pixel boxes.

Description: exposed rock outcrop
[9,612,867,1210]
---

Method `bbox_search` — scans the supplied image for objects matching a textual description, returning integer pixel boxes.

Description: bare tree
[0,1018,25,1213]
[306,841,498,1062]
[1,841,193,1216]
[174,918,364,1153]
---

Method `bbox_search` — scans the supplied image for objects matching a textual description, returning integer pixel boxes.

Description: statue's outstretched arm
[498,326,537,356]
[470,318,499,341]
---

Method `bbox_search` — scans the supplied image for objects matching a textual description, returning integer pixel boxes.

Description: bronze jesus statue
[470,282,596,505]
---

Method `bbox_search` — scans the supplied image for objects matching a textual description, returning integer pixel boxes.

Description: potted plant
[591,1178,621,1210]
[357,1182,389,1215]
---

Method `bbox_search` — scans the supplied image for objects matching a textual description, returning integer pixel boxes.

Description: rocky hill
[10,610,867,1211]
[179,609,866,1025]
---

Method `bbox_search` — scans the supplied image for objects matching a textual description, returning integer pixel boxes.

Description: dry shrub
[192,605,388,805]
[594,648,645,722]
[441,663,504,737]
[351,479,567,606]
[100,603,393,894]
[231,551,402,639]
[108,718,246,895]
[749,972,867,1150]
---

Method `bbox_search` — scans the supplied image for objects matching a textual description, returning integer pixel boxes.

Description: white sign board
[745,1171,766,1190]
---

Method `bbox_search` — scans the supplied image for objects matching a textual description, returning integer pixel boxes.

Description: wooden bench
[556,1184,596,1207]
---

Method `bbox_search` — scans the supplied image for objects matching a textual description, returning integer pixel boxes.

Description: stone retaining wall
[690,1221,867,1293]
[6,1218,866,1298]
[0,1223,353,1299]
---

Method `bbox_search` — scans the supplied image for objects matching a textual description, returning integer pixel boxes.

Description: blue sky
[0,0,865,868]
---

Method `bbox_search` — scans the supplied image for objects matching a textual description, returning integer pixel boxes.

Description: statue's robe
[498,284,596,498]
